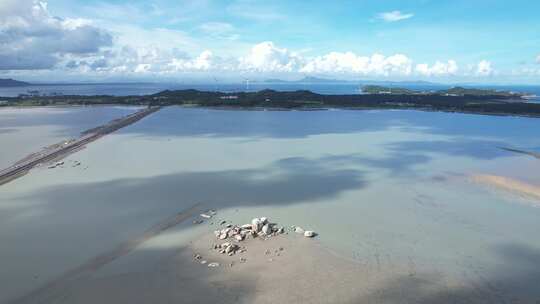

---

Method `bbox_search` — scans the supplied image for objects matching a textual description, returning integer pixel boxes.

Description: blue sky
[1,0,540,83]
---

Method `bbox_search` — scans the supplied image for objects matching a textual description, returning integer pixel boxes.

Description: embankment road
[0,106,162,186]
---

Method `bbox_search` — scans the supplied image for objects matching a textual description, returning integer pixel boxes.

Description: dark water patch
[4,156,366,244]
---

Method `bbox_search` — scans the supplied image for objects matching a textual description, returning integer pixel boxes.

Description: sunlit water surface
[1,106,540,302]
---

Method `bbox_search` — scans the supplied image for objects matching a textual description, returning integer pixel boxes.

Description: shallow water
[0,106,141,169]
[1,106,540,302]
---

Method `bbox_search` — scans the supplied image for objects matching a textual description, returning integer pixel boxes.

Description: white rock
[261,224,271,235]
[234,234,244,241]
[295,227,305,234]
[219,233,228,240]
[251,218,262,232]
[260,217,268,224]
[241,224,252,229]
[208,262,220,267]
[304,231,316,238]
[200,213,212,219]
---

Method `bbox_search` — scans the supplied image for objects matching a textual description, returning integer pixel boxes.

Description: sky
[1,0,540,84]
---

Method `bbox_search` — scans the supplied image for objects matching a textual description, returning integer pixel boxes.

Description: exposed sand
[12,223,540,304]
[472,174,540,206]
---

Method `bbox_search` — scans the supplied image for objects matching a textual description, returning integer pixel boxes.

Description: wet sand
[14,227,540,304]
[472,174,540,205]
[14,232,386,304]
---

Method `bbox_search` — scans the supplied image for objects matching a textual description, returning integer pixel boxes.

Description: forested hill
[0,79,30,87]
[3,88,540,118]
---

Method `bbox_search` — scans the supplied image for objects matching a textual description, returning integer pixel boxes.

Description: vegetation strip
[3,87,540,117]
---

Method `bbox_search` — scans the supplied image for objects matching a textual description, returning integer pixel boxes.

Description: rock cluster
[211,217,286,257]
[215,217,284,241]
[194,216,318,268]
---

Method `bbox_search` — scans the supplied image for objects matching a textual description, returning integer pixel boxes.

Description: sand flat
[472,174,540,206]
[15,230,540,304]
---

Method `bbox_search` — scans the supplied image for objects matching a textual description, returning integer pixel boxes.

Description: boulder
[234,234,244,241]
[261,224,271,235]
[295,227,305,234]
[251,218,262,232]
[304,231,316,238]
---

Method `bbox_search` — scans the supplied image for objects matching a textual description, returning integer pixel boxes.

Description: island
[0,78,30,87]
[1,86,539,117]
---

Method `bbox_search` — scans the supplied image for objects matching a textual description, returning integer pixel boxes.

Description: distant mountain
[264,77,440,86]
[265,76,348,83]
[357,80,440,86]
[0,78,30,87]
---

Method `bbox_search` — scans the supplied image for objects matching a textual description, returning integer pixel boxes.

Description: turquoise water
[1,106,540,302]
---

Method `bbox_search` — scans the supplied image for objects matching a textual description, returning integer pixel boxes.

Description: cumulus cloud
[301,52,412,76]
[239,41,302,72]
[415,60,458,76]
[475,60,493,76]
[0,0,112,70]
[168,50,217,72]
[377,11,414,22]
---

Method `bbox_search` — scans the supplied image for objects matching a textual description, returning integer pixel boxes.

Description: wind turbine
[212,76,219,92]
[243,77,250,92]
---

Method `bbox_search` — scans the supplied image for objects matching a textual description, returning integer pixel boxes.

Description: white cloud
[0,0,112,70]
[239,41,302,72]
[377,11,414,22]
[415,60,458,76]
[300,52,412,76]
[168,50,216,72]
[475,60,493,76]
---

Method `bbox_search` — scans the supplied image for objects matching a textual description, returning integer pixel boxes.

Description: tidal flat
[1,106,540,303]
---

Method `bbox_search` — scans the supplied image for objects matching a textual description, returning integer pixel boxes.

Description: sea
[1,86,540,302]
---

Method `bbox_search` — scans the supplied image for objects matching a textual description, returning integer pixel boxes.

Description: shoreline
[3,102,540,119]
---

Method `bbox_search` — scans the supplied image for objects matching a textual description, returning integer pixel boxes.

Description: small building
[220,95,239,100]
